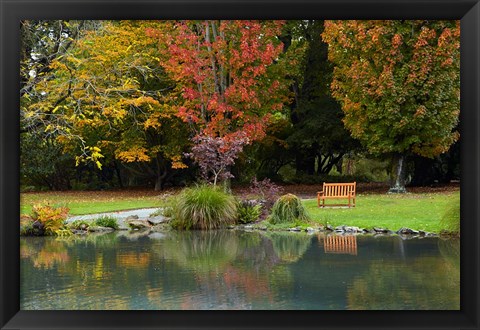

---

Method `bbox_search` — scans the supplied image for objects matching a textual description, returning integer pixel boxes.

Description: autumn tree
[323,20,460,192]
[21,21,190,190]
[147,20,292,184]
[20,20,102,189]
[187,132,249,185]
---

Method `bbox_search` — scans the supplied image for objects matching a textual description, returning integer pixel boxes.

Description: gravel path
[66,208,159,223]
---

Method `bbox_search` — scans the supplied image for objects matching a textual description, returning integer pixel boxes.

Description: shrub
[237,200,262,224]
[268,194,310,225]
[93,215,119,229]
[440,196,460,233]
[170,185,237,230]
[249,177,284,209]
[31,202,69,235]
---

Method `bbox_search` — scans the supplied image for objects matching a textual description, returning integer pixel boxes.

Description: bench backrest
[322,182,356,197]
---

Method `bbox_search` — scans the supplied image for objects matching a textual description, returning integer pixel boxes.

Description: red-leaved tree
[147,20,290,183]
[187,131,249,185]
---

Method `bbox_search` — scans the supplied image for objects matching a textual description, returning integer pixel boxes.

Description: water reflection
[20,231,460,310]
[322,235,358,255]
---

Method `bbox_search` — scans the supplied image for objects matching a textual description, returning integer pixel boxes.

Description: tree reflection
[160,230,240,273]
[346,250,460,310]
[264,232,313,263]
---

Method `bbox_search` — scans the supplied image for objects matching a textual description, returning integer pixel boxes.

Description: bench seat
[317,182,356,208]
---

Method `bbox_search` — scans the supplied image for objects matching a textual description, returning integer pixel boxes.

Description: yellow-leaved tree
[21,20,191,190]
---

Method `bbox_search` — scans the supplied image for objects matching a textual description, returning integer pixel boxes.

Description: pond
[20,230,459,310]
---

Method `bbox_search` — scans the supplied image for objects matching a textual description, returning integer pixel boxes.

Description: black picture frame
[1,0,478,329]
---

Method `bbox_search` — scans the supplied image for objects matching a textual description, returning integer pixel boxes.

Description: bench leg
[348,195,351,208]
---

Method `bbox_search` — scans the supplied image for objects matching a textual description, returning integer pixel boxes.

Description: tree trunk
[295,150,315,175]
[388,154,407,193]
[154,172,167,191]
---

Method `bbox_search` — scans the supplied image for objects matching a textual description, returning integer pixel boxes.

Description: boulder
[325,224,334,231]
[147,215,168,226]
[88,226,114,233]
[127,220,151,230]
[125,215,139,221]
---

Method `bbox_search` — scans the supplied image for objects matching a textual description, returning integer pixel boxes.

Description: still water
[20,230,460,310]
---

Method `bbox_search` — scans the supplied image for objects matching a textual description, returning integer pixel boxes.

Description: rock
[147,216,167,226]
[344,226,361,233]
[258,226,268,231]
[397,227,419,235]
[127,220,151,230]
[325,224,334,231]
[151,223,170,232]
[227,225,236,229]
[362,228,371,234]
[72,229,88,235]
[244,225,254,229]
[125,215,139,221]
[373,227,389,233]
[88,226,114,233]
[335,225,345,232]
[306,227,316,232]
[288,227,301,232]
[117,222,130,231]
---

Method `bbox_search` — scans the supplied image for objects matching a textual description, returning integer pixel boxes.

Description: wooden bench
[317,182,356,208]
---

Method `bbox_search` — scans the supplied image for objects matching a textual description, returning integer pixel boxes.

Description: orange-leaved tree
[322,20,460,192]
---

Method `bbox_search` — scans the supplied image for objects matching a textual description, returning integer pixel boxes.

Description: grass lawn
[21,187,460,234]
[303,190,459,233]
[20,190,163,215]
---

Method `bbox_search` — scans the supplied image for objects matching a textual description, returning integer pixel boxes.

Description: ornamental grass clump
[171,185,237,230]
[237,200,262,224]
[268,194,310,225]
[93,215,119,229]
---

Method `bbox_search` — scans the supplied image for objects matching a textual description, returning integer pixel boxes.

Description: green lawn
[303,191,459,233]
[21,189,459,234]
[20,190,162,215]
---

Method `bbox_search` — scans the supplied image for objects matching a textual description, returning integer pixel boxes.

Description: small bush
[440,196,460,233]
[237,200,262,224]
[31,202,70,235]
[249,177,284,209]
[171,185,237,230]
[268,194,310,225]
[93,216,119,229]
